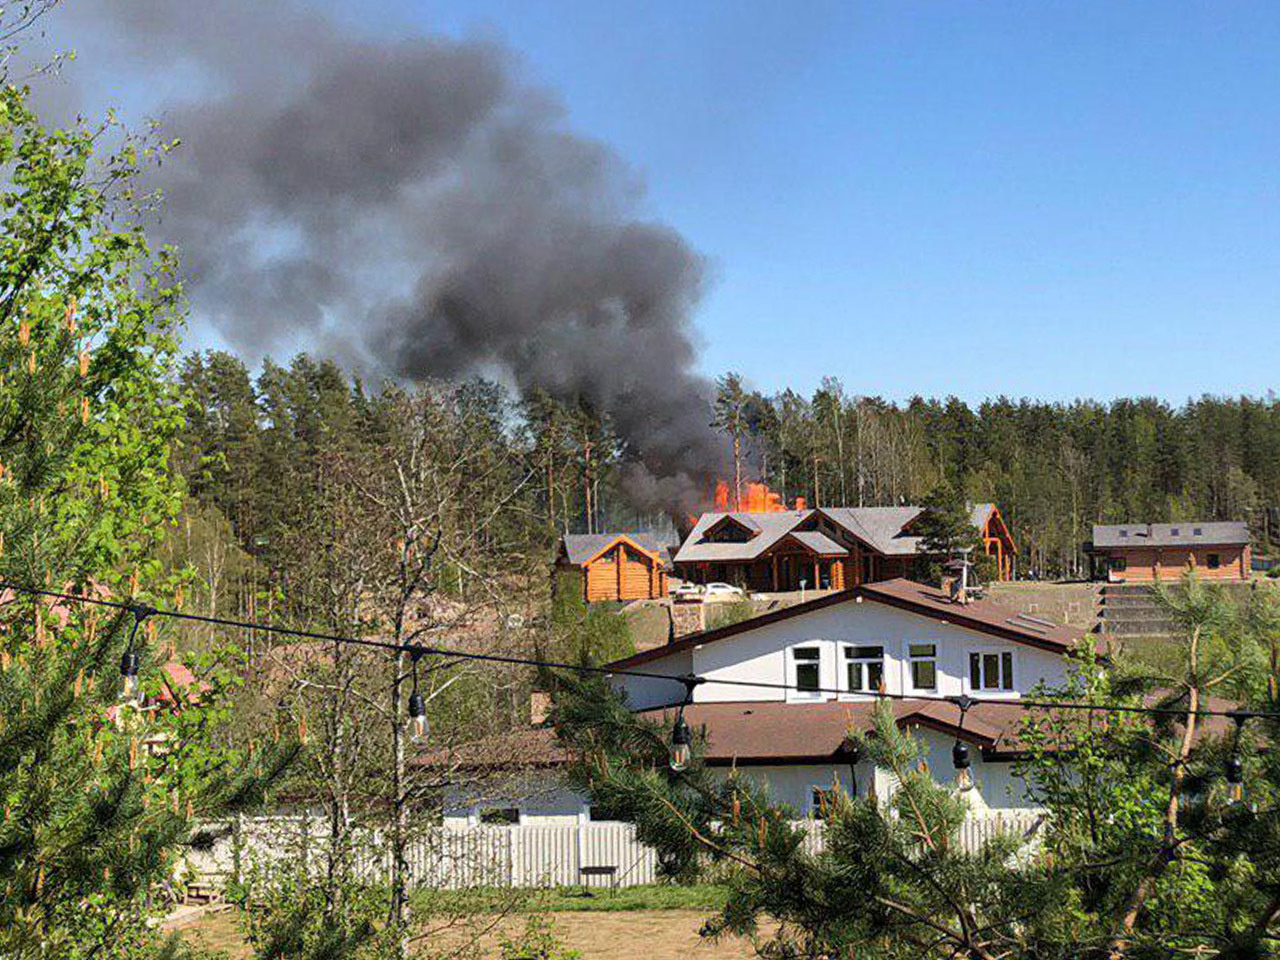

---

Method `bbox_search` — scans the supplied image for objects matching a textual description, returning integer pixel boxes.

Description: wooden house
[1088,522,1251,582]
[557,533,672,603]
[673,503,1016,592]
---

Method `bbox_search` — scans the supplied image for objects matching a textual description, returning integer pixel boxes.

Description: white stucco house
[430,578,1098,826]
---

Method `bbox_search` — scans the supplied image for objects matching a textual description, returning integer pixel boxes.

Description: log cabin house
[1087,522,1251,582]
[557,533,672,603]
[673,503,1015,592]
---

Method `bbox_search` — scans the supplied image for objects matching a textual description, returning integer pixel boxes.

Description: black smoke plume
[53,0,728,512]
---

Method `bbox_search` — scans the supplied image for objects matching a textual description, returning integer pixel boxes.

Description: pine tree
[0,76,291,958]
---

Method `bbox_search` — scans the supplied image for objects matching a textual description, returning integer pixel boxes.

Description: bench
[579,865,618,890]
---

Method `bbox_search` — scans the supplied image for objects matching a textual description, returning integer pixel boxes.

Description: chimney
[669,597,706,641]
[529,690,552,727]
[794,496,807,511]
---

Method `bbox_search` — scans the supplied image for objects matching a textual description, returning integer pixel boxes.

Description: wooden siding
[579,541,666,602]
[1101,544,1250,582]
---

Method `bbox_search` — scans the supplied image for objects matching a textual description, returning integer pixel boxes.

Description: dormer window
[704,516,759,544]
[1194,527,1203,536]
[1171,527,1180,536]
[1119,530,1128,538]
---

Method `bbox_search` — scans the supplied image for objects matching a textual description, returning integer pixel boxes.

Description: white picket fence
[181,809,1045,894]
[185,814,1044,896]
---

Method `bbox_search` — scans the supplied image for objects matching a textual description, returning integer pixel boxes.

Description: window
[479,807,520,826]
[1194,527,1203,536]
[1119,529,1128,538]
[793,646,822,693]
[908,643,937,691]
[1111,556,1128,572]
[1171,527,1180,536]
[844,645,885,693]
[1207,553,1221,569]
[969,651,1014,691]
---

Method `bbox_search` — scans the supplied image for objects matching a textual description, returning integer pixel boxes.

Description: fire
[713,480,797,513]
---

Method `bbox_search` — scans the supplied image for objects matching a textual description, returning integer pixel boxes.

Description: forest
[176,352,1280,611]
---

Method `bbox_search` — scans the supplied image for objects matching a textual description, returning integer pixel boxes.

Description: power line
[0,579,1275,721]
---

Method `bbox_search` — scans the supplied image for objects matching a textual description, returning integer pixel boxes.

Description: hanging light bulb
[118,604,152,709]
[952,740,975,792]
[408,691,429,744]
[668,674,703,773]
[1224,711,1251,807]
[118,649,141,707]
[670,713,692,772]
[1225,754,1244,805]
[949,694,976,793]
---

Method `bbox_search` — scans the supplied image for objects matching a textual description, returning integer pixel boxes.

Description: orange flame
[714,480,792,513]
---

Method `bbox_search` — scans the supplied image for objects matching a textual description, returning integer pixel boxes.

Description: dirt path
[168,906,762,959]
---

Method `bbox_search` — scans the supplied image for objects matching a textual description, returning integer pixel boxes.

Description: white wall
[443,736,1036,828]
[905,725,1037,811]
[613,648,694,711]
[616,596,1068,706]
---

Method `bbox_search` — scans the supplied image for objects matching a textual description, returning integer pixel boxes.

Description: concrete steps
[1096,584,1175,638]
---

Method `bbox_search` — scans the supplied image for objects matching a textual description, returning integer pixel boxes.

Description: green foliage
[496,915,581,960]
[706,598,756,631]
[549,570,634,665]
[0,73,294,958]
[232,863,380,960]
[913,481,984,585]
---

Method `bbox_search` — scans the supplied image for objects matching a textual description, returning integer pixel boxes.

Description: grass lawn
[168,886,751,960]
[414,882,729,915]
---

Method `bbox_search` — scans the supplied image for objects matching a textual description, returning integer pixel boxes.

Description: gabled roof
[782,530,848,557]
[605,577,1093,671]
[673,510,811,563]
[1092,522,1249,549]
[561,532,672,567]
[673,504,1002,564]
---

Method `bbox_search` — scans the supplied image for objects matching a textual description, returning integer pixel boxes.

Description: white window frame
[905,641,938,693]
[841,643,886,697]
[965,646,1016,696]
[789,644,825,701]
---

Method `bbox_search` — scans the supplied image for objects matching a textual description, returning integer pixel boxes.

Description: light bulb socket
[120,650,139,678]
[952,741,971,771]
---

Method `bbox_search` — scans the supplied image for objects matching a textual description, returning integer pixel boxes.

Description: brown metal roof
[412,693,1239,771]
[606,577,1092,672]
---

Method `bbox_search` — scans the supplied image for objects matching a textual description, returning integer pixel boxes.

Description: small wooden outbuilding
[1088,522,1251,582]
[557,533,671,603]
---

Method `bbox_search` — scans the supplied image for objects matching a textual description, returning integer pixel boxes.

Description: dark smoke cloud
[54,0,728,511]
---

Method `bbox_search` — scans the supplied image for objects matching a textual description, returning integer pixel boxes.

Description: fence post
[232,812,244,887]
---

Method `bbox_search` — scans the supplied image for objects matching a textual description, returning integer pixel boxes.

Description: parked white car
[670,582,704,599]
[702,582,745,600]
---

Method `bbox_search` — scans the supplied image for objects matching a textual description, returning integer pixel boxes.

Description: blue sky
[71,1,1280,404]
[368,0,1280,405]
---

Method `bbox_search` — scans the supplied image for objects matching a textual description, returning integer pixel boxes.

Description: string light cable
[2,580,1277,726]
